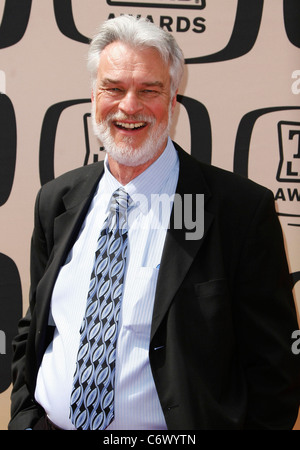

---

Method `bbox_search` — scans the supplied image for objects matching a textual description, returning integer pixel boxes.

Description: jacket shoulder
[175,143,272,201]
[200,160,270,198]
[37,161,104,217]
[41,161,104,194]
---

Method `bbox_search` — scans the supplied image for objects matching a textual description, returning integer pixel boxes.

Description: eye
[107,87,123,94]
[140,89,159,97]
[101,87,125,97]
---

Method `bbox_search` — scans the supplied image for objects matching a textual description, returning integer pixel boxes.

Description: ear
[171,89,178,114]
[91,90,95,103]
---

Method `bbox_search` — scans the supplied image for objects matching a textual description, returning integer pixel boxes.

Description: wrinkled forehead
[97,41,171,86]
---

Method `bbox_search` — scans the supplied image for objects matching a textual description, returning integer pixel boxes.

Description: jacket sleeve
[9,189,47,430]
[235,189,300,429]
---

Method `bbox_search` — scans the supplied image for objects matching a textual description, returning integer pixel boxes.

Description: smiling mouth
[114,121,147,130]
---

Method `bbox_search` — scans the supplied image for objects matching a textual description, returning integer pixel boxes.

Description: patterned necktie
[70,187,132,430]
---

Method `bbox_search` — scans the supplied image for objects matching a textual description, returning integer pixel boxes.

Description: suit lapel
[52,162,105,269]
[150,146,214,340]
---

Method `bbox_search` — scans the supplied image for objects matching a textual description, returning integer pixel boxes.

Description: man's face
[92,41,177,167]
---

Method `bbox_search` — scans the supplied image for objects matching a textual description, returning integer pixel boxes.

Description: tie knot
[110,187,132,212]
[107,188,132,233]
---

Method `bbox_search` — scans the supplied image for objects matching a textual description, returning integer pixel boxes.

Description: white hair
[87,15,185,97]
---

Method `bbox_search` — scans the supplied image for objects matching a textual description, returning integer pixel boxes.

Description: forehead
[97,41,170,84]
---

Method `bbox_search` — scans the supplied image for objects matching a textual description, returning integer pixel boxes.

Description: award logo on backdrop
[277,121,300,184]
[52,0,265,63]
[0,92,16,207]
[284,0,300,48]
[233,106,300,227]
[106,0,206,8]
[0,0,32,49]
[0,90,22,394]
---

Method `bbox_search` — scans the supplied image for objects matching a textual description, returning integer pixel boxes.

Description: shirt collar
[103,137,179,215]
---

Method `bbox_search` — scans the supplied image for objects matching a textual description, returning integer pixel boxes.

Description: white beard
[91,103,171,167]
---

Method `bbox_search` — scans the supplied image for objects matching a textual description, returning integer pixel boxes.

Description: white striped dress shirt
[35,138,179,430]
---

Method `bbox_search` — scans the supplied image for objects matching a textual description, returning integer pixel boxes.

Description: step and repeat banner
[0,0,299,429]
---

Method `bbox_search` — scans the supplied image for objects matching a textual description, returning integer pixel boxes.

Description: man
[9,15,300,430]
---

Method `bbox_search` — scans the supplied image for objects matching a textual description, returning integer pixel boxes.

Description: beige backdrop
[0,0,299,430]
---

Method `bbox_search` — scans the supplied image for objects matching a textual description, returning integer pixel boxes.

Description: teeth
[115,122,145,129]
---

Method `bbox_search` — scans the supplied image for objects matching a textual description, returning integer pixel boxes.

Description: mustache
[103,111,156,125]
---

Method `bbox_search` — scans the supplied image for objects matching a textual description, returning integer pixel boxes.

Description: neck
[107,146,166,185]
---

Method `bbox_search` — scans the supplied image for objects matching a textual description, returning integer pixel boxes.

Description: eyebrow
[100,78,164,88]
[100,78,120,86]
[142,81,164,89]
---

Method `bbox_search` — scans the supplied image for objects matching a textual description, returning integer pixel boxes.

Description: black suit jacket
[9,144,300,430]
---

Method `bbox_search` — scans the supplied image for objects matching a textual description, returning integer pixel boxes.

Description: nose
[118,90,143,115]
